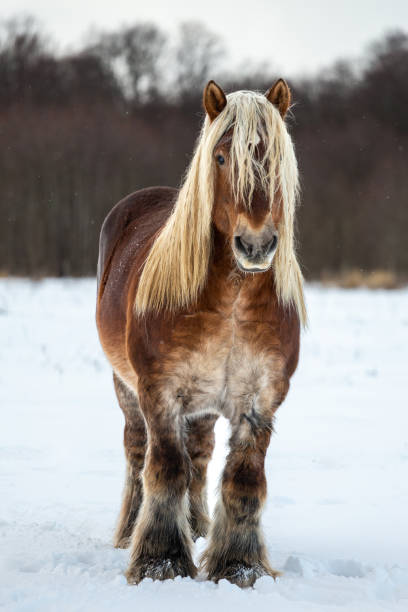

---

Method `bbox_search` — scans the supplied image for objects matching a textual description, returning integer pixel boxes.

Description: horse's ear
[203,80,227,121]
[265,78,291,118]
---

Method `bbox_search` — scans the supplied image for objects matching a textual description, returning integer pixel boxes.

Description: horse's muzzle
[233,231,278,273]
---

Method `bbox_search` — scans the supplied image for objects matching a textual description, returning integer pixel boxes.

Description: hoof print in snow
[126,557,197,583]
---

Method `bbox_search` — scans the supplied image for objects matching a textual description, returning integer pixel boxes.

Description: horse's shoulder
[97,186,177,286]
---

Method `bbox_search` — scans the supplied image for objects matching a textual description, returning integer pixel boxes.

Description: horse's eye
[216,154,225,166]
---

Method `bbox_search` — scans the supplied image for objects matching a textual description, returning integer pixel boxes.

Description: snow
[0,278,407,611]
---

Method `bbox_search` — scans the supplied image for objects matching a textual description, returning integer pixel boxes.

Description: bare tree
[359,30,408,133]
[0,16,56,106]
[89,24,166,104]
[173,22,226,99]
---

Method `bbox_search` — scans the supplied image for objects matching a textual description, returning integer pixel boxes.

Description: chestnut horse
[96,80,306,588]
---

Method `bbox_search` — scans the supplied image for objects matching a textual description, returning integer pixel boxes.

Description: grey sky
[2,0,408,77]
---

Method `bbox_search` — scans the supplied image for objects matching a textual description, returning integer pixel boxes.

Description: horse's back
[97,186,177,292]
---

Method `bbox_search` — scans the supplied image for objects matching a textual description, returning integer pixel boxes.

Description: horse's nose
[234,235,254,257]
[234,233,278,260]
[262,234,278,256]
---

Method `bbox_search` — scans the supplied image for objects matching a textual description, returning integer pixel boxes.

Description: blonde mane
[134,90,307,327]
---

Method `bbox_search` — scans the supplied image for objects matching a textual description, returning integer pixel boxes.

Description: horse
[96,79,307,588]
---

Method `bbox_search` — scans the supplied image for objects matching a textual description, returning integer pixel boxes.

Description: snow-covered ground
[0,278,407,611]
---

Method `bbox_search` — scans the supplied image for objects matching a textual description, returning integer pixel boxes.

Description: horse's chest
[162,314,279,419]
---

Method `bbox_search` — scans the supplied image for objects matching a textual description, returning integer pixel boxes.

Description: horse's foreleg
[200,406,279,588]
[126,399,196,583]
[113,374,146,549]
[185,414,218,540]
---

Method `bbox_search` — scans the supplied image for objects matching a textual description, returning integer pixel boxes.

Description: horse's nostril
[264,235,278,255]
[234,236,253,257]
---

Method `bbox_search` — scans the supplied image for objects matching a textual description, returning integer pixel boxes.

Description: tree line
[1,16,407,279]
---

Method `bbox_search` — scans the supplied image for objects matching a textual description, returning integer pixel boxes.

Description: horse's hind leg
[185,414,218,540]
[113,373,146,549]
[126,388,196,583]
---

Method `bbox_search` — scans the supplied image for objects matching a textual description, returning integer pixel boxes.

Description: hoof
[126,557,197,584]
[210,562,280,588]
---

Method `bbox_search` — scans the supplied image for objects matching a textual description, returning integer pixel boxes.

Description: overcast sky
[2,0,408,77]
